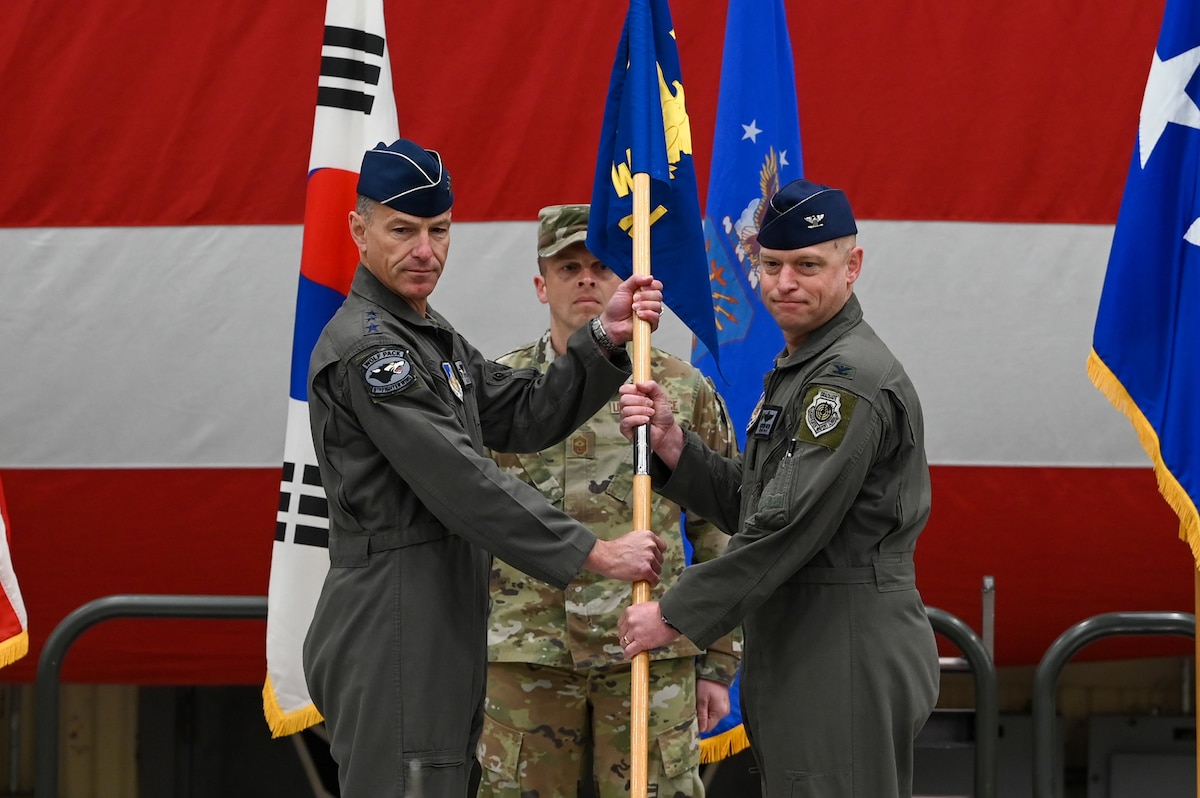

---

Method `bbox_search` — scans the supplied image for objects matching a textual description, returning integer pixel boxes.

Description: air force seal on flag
[798,385,856,449]
[362,348,416,399]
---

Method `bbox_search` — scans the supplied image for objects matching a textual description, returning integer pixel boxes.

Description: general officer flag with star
[586,0,718,363]
[264,0,399,737]
[690,0,803,442]
[1088,0,1200,554]
[688,0,802,763]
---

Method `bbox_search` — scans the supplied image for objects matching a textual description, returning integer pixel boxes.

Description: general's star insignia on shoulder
[797,386,857,450]
[361,348,416,399]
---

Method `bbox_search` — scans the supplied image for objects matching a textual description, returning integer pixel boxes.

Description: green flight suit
[303,265,632,798]
[652,295,940,798]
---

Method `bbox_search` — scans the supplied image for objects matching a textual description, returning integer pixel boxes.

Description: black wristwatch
[589,316,624,356]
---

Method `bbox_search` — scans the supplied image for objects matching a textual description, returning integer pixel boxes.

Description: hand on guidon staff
[617,599,681,659]
[618,381,685,469]
[599,274,664,345]
[584,529,666,585]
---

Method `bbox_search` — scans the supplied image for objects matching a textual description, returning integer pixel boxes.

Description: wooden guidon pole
[629,171,653,798]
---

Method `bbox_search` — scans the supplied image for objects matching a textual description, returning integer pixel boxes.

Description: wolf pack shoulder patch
[361,348,417,398]
[796,385,857,450]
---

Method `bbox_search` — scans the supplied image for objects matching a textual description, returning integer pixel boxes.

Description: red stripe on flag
[0,0,1166,228]
[0,603,20,644]
[0,464,1186,682]
[0,486,20,644]
[299,168,362,296]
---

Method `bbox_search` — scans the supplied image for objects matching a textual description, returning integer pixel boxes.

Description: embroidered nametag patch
[796,386,856,449]
[362,348,417,398]
[750,405,784,439]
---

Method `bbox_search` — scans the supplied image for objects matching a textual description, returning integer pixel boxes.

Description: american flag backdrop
[0,0,1188,687]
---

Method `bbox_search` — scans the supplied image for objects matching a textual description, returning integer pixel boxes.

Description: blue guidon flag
[688,0,804,762]
[691,0,802,443]
[264,0,399,737]
[1088,0,1200,553]
[586,0,718,363]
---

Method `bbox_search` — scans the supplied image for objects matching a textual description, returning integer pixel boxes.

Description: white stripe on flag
[263,0,401,737]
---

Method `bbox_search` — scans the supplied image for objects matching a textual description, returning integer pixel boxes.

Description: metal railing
[46,596,1191,798]
[34,594,268,798]
[928,606,999,798]
[1031,611,1196,798]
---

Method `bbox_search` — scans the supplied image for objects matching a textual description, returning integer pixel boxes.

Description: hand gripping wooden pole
[630,171,653,798]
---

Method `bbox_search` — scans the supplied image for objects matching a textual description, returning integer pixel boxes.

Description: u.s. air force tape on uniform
[361,347,418,399]
[797,385,857,449]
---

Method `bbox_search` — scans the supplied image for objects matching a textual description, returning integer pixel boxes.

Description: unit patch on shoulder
[796,386,857,449]
[362,348,417,398]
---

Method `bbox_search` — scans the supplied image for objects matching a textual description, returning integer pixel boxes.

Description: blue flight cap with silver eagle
[757,178,857,250]
[357,138,454,217]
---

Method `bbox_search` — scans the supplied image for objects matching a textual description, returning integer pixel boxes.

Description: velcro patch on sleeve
[795,385,857,450]
[360,347,418,399]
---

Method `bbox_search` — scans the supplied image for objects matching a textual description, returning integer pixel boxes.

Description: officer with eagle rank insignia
[303,138,668,798]
[615,178,940,798]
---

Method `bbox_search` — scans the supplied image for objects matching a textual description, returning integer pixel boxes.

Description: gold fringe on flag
[262,676,325,738]
[1087,350,1200,558]
[0,631,27,669]
[699,722,750,764]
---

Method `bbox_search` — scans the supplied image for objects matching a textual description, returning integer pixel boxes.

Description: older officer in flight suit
[616,178,940,798]
[303,139,668,798]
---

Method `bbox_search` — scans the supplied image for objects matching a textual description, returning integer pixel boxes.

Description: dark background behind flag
[0,0,1189,685]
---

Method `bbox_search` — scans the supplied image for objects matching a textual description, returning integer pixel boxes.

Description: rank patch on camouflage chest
[569,430,596,458]
[361,348,417,398]
[797,386,857,449]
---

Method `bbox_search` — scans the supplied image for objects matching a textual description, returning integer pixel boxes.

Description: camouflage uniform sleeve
[683,375,743,685]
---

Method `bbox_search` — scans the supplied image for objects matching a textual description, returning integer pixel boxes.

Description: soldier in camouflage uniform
[476,205,741,798]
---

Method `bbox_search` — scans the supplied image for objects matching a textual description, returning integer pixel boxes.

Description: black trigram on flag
[317,25,385,114]
[277,460,330,548]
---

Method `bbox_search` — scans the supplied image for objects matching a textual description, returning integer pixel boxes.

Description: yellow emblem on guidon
[805,388,843,438]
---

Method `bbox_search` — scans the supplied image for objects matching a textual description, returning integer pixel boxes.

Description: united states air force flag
[690,0,802,762]
[263,0,398,737]
[691,0,802,443]
[586,0,719,362]
[1088,0,1200,556]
